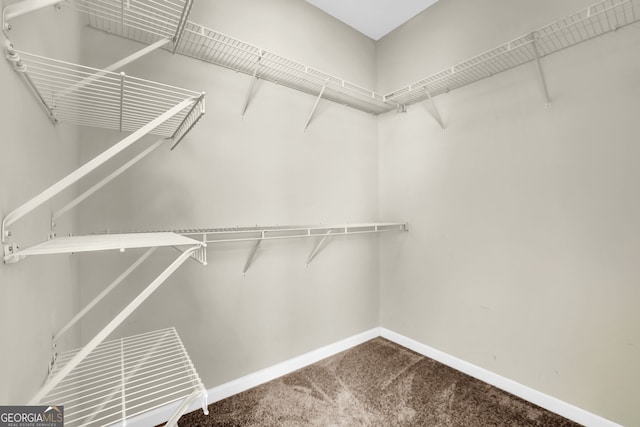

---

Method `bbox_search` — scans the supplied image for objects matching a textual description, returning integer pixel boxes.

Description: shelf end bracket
[304,82,328,131]
[307,229,334,265]
[241,53,263,118]
[243,235,263,274]
[426,92,445,130]
[533,33,551,108]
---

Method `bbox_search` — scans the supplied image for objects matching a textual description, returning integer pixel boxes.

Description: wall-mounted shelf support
[532,35,551,108]
[243,233,263,274]
[241,53,263,117]
[304,82,327,131]
[426,92,445,130]
[51,138,168,228]
[306,229,334,265]
[170,92,206,150]
[52,247,158,347]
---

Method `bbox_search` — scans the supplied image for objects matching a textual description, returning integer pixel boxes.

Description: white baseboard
[125,327,380,427]
[128,327,622,427]
[380,328,623,427]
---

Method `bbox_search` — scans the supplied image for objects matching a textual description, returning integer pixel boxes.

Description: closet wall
[75,0,381,387]
[0,2,83,404]
[377,0,640,426]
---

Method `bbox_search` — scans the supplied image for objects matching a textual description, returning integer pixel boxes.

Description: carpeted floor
[177,338,582,426]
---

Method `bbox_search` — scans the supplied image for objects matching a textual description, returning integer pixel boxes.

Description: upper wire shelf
[63,0,194,50]
[36,328,207,427]
[72,0,395,115]
[6,48,205,137]
[384,0,640,106]
[172,22,396,115]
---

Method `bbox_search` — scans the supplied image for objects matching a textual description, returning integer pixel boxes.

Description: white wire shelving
[2,43,206,259]
[54,0,397,115]
[6,232,202,258]
[26,241,208,427]
[122,223,409,273]
[5,0,638,122]
[384,0,640,107]
[5,47,205,137]
[34,328,208,427]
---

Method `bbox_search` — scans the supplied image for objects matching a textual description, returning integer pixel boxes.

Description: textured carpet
[177,338,582,426]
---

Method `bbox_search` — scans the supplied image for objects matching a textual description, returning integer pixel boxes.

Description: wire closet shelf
[69,0,396,114]
[36,328,208,427]
[5,47,205,138]
[384,0,640,106]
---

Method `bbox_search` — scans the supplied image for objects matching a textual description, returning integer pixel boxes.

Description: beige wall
[2,1,638,425]
[377,1,640,425]
[0,3,82,404]
[76,0,381,387]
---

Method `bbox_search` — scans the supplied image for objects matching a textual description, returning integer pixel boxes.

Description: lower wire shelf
[37,327,208,427]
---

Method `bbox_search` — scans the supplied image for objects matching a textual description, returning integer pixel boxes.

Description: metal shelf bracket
[306,229,334,265]
[304,82,328,131]
[532,33,552,109]
[243,233,263,274]
[426,92,446,130]
[241,53,263,117]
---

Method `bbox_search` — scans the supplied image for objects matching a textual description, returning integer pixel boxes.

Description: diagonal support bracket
[306,229,334,265]
[426,92,446,130]
[243,234,263,274]
[241,52,263,118]
[304,82,328,131]
[532,33,551,108]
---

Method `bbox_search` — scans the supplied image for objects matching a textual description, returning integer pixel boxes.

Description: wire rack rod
[106,223,409,243]
[384,0,640,106]
[38,328,207,427]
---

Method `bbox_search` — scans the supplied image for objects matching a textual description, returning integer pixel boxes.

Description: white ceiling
[304,0,440,40]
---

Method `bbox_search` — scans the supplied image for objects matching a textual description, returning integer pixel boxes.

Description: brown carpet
[177,338,582,426]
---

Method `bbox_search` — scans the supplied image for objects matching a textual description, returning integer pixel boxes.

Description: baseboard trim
[207,327,381,403]
[128,327,622,427]
[126,327,381,427]
[380,328,622,427]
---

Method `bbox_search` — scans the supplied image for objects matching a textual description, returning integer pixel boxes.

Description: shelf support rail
[4,42,58,123]
[304,81,328,131]
[306,229,334,265]
[531,32,551,108]
[29,244,203,405]
[51,139,168,228]
[426,92,445,130]
[1,97,197,247]
[172,0,195,53]
[170,92,206,150]
[52,247,158,348]
[241,52,263,118]
[243,232,263,274]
